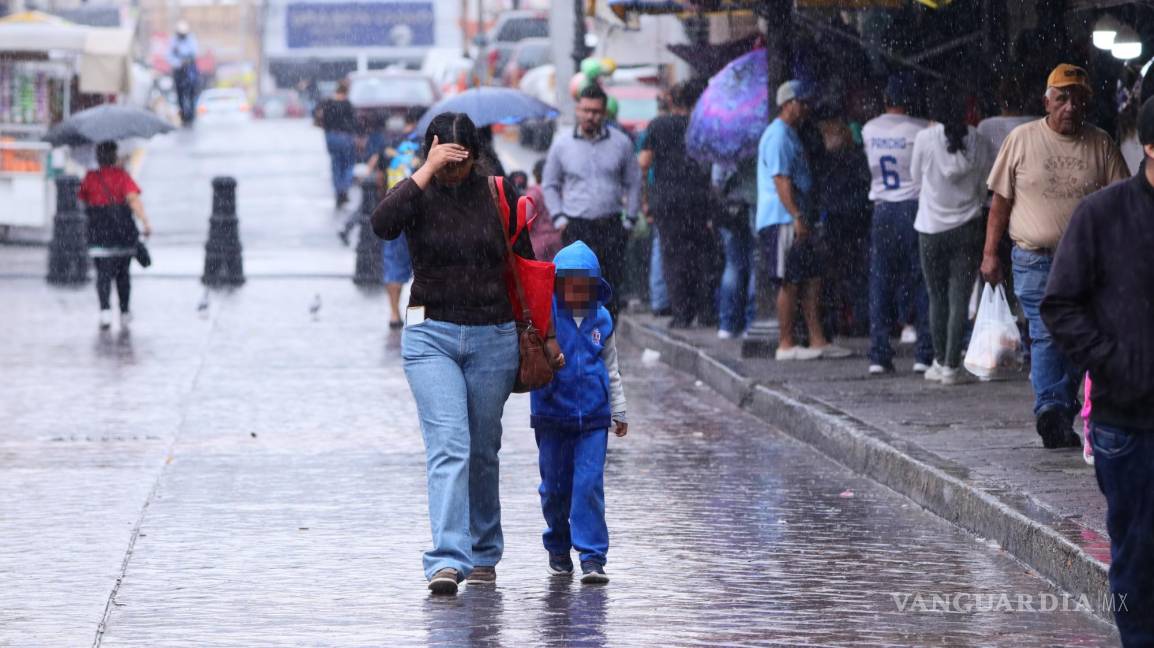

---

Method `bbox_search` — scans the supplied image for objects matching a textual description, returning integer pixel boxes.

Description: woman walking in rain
[79,141,152,330]
[371,112,535,595]
[911,85,996,384]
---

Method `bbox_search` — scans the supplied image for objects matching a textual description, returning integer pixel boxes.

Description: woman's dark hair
[96,141,118,168]
[532,158,546,183]
[423,112,481,161]
[928,85,968,154]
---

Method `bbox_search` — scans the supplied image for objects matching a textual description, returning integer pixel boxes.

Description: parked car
[606,83,660,137]
[254,90,307,119]
[500,38,551,88]
[473,10,548,85]
[347,70,439,136]
[197,87,251,122]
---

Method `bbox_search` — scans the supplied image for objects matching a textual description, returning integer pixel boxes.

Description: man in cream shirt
[982,63,1129,449]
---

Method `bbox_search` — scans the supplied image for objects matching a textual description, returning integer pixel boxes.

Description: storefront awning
[0,20,133,94]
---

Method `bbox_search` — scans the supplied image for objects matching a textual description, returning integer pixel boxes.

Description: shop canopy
[0,12,134,94]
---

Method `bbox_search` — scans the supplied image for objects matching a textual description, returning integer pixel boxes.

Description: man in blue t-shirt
[757,80,850,361]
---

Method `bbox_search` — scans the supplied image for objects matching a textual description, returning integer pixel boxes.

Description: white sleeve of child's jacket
[602,334,627,423]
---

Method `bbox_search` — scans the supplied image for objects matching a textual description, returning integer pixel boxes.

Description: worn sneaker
[428,568,460,595]
[912,362,931,374]
[717,329,735,340]
[99,309,113,330]
[868,363,894,375]
[548,554,574,576]
[580,561,609,584]
[924,361,945,382]
[939,366,962,385]
[775,346,823,361]
[815,344,852,359]
[467,565,496,585]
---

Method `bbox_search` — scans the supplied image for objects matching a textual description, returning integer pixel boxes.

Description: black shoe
[1036,408,1073,449]
[428,568,460,595]
[580,561,609,584]
[336,192,349,208]
[388,320,403,331]
[652,307,673,317]
[337,228,351,246]
[547,553,574,576]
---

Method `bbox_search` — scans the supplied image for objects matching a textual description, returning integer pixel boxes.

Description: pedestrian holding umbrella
[685,49,769,164]
[44,104,174,148]
[412,87,558,139]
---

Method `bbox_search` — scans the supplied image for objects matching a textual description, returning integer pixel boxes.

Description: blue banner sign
[286,2,435,49]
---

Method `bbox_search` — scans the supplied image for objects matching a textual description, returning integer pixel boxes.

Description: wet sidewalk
[619,314,1112,614]
[0,277,1118,646]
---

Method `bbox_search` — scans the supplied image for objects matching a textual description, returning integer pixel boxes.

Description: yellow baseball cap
[1047,64,1092,92]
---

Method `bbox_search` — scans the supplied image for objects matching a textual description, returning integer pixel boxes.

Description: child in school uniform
[531,241,628,583]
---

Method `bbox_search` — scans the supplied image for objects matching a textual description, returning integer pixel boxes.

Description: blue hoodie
[531,242,616,433]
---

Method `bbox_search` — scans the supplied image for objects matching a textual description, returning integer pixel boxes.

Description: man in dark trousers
[542,84,642,316]
[639,81,717,329]
[1042,97,1154,647]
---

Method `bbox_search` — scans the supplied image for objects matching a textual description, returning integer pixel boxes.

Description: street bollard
[201,177,245,287]
[352,179,383,287]
[46,175,89,285]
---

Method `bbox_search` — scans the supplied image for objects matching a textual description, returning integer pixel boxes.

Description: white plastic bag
[964,283,1023,380]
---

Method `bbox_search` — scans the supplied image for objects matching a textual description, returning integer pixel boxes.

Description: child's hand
[613,421,628,438]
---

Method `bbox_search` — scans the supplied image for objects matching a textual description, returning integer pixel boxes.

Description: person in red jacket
[78,141,152,330]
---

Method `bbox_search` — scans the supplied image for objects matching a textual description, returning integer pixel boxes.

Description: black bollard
[46,175,89,285]
[201,177,245,287]
[352,179,383,287]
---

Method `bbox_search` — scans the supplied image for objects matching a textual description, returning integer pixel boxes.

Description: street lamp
[1092,14,1122,50]
[1111,26,1142,61]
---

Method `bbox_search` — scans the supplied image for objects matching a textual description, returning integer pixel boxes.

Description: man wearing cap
[756,80,850,361]
[983,64,1129,448]
[861,74,934,375]
[168,21,200,125]
[1041,97,1154,646]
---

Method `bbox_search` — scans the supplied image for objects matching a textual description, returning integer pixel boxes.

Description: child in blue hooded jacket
[531,241,628,584]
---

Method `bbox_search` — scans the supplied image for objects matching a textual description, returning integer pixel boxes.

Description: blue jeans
[649,232,669,312]
[1012,247,1079,417]
[536,427,610,566]
[1092,422,1154,646]
[718,224,757,334]
[869,201,933,366]
[401,319,519,579]
[325,131,356,197]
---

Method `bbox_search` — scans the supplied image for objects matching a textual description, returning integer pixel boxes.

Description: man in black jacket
[1042,97,1154,647]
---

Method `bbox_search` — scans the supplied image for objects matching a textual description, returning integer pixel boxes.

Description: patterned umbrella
[685,49,768,164]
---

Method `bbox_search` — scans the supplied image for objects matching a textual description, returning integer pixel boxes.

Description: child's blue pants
[535,427,609,566]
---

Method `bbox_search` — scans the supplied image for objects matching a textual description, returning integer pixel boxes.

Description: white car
[197,88,252,122]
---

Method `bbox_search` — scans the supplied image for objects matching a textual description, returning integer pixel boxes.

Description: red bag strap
[488,176,533,326]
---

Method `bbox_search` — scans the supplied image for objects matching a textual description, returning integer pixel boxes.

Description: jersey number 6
[880,155,901,190]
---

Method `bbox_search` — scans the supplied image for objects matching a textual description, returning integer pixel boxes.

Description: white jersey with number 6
[862,113,930,203]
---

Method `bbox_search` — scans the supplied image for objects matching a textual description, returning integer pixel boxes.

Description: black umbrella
[44,105,175,147]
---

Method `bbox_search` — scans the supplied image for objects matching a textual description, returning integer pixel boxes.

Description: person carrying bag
[78,141,153,330]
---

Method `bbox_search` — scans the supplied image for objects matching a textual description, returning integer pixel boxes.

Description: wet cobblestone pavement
[1,278,1118,647]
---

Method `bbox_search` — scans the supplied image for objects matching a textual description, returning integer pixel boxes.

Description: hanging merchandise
[0,61,68,128]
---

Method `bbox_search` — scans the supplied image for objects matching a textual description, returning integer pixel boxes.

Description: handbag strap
[93,170,121,206]
[488,176,534,326]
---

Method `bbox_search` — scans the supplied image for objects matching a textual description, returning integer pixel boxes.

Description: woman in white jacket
[911,86,996,384]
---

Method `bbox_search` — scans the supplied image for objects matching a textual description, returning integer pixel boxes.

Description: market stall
[0,12,133,233]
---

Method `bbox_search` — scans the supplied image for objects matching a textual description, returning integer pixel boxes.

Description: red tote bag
[491,178,555,336]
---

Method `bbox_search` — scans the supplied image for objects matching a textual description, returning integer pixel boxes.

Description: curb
[620,315,1113,622]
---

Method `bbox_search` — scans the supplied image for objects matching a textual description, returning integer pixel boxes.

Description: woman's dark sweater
[371,173,534,325]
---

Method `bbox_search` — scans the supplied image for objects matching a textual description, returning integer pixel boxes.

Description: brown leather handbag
[488,177,559,392]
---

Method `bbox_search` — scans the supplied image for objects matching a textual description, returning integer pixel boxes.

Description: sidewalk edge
[620,315,1113,623]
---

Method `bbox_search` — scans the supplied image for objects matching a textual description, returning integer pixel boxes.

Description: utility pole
[572,0,589,71]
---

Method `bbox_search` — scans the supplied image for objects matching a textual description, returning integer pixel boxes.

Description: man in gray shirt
[542,84,642,315]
